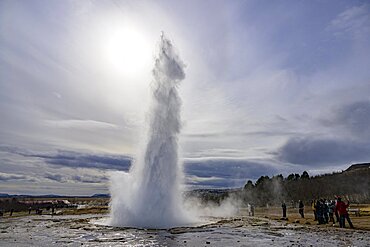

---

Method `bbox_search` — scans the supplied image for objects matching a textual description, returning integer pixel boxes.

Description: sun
[102,25,153,78]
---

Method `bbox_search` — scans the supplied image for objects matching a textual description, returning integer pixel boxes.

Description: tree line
[237,166,369,206]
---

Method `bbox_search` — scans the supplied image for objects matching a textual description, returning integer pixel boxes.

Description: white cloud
[329,4,370,39]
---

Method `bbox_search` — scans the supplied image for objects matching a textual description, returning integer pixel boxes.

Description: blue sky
[1,0,370,195]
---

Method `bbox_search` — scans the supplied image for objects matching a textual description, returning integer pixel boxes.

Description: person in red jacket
[335,197,354,228]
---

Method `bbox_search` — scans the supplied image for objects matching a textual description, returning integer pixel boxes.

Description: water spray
[109,33,192,228]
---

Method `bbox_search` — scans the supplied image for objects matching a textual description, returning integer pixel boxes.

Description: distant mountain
[91,194,110,198]
[0,193,110,199]
[0,193,66,198]
[0,193,11,198]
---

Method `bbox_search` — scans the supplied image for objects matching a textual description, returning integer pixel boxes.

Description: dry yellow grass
[250,205,370,231]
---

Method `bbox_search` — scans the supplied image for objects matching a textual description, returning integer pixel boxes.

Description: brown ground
[0,206,109,217]
[2,200,369,231]
[248,205,370,231]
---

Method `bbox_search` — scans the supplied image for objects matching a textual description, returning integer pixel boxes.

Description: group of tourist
[311,197,354,228]
[281,196,354,228]
[0,206,54,217]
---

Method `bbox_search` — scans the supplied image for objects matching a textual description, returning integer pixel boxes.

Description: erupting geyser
[109,33,193,228]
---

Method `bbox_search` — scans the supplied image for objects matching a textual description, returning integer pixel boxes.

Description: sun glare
[102,25,153,78]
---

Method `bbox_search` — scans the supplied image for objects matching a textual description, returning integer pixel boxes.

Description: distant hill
[346,163,370,171]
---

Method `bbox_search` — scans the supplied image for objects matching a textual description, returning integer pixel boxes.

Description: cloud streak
[329,3,370,39]
[43,119,118,130]
[0,172,36,182]
[0,145,286,190]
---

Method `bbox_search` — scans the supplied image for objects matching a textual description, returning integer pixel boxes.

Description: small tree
[255,176,269,186]
[301,171,309,179]
[287,173,295,181]
[244,180,254,190]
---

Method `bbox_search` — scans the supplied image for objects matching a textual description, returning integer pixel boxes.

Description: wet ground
[1,214,369,246]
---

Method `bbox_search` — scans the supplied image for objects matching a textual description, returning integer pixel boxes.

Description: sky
[1,0,370,195]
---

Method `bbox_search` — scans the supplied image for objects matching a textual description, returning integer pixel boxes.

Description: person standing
[311,200,317,220]
[328,200,336,226]
[251,204,255,216]
[335,197,354,228]
[323,199,329,224]
[334,197,340,223]
[282,202,287,218]
[299,200,304,218]
[316,200,324,224]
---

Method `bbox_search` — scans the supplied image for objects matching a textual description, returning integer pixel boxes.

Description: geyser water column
[109,34,192,228]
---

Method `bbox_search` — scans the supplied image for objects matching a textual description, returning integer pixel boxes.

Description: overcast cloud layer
[1,0,370,195]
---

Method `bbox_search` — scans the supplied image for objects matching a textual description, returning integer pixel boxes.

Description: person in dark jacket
[323,199,329,224]
[298,200,304,218]
[282,202,287,218]
[316,200,324,224]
